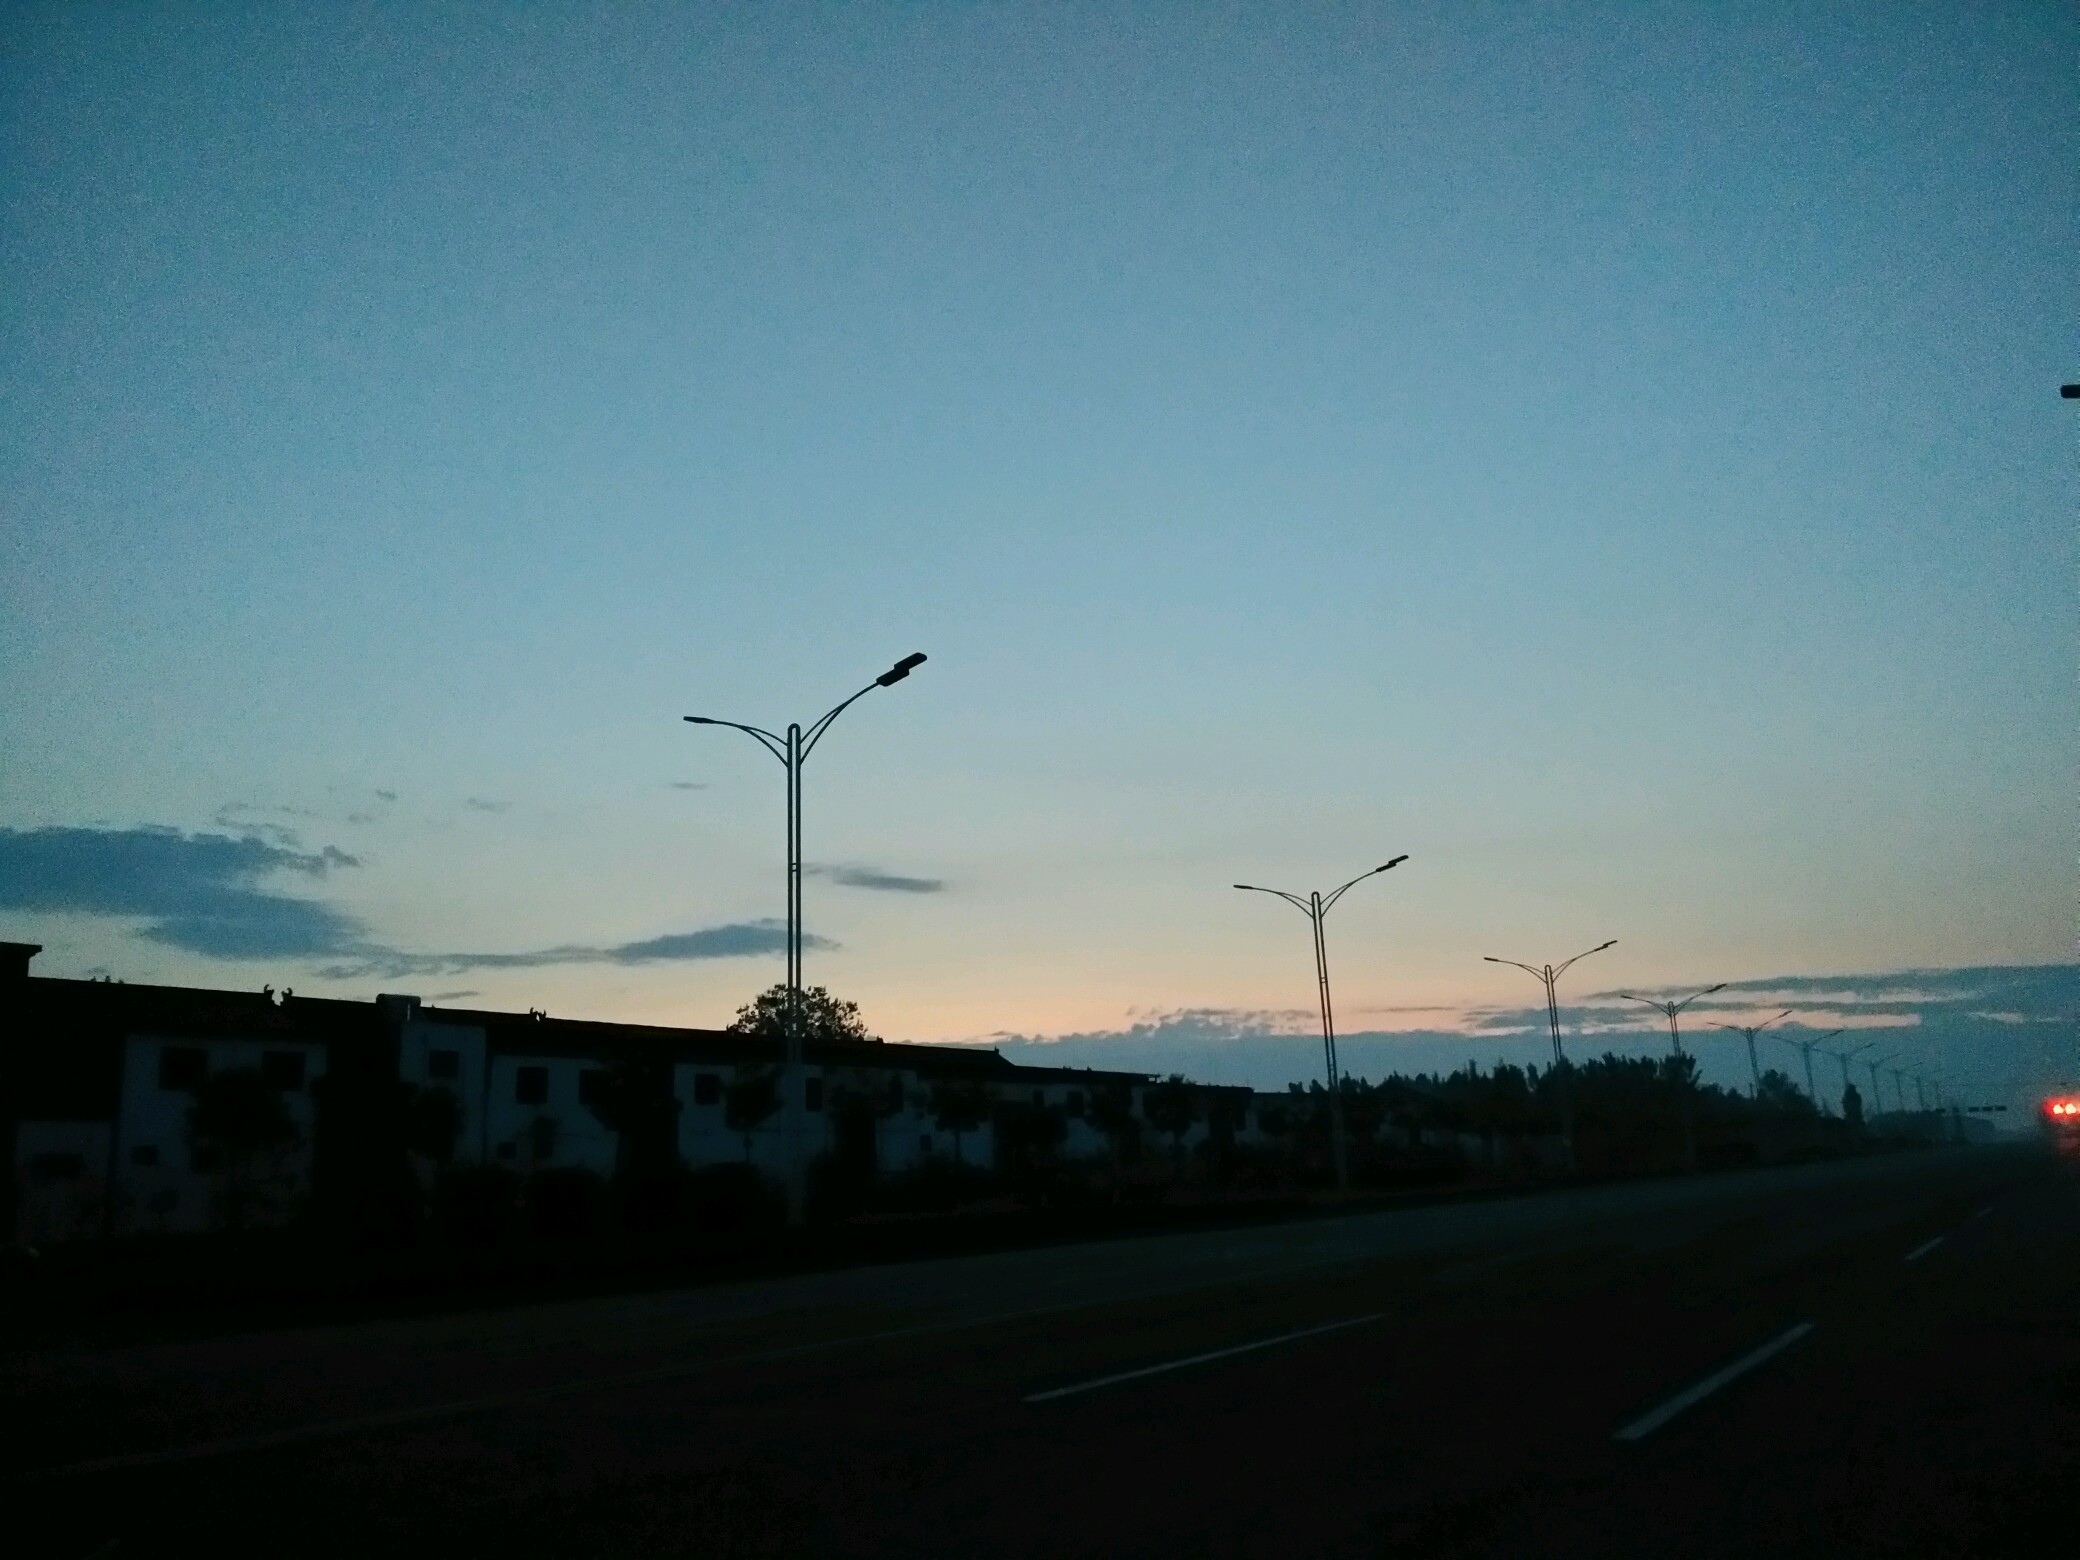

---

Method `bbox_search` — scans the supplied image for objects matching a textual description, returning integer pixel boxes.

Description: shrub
[527,1167,610,1242]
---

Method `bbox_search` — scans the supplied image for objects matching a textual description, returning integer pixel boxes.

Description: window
[26,1152,86,1183]
[693,1072,721,1106]
[919,1134,933,1154]
[131,1145,159,1167]
[578,1068,603,1107]
[1033,1089,1046,1106]
[515,1066,548,1105]
[158,1045,206,1091]
[261,1049,305,1091]
[1066,1091,1086,1118]
[886,1080,906,1113]
[804,1077,823,1112]
[496,1141,516,1160]
[427,1048,460,1081]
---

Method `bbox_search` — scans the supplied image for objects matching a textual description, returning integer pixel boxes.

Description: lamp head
[877,652,929,686]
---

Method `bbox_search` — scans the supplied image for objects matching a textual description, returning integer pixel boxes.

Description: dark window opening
[26,1152,87,1183]
[515,1066,548,1105]
[804,1077,824,1112]
[692,1072,721,1106]
[159,1046,206,1091]
[261,1049,306,1091]
[887,1080,906,1112]
[495,1141,516,1160]
[920,1134,933,1154]
[1066,1091,1086,1118]
[578,1068,603,1107]
[131,1144,159,1167]
[427,1048,460,1081]
[1033,1089,1046,1106]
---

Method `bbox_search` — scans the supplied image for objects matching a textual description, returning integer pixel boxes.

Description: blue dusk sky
[2,4,2073,1110]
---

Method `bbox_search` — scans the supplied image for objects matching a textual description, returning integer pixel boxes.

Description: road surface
[10,1145,2077,1557]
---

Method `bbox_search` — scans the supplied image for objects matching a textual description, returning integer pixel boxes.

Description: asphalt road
[11,1144,2078,1558]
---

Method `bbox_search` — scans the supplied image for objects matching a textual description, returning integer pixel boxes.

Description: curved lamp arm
[683,716,788,765]
[1321,855,1409,915]
[1552,940,1617,981]
[801,653,928,760]
[1235,884,1314,916]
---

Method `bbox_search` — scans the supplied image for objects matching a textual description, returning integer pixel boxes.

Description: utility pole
[1711,1010,1795,1099]
[1484,940,1617,1171]
[684,652,927,1226]
[1616,982,1726,1170]
[1236,858,1408,1195]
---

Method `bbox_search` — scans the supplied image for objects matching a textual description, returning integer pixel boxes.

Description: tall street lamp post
[1865,1054,1895,1121]
[1484,940,1617,1171]
[1711,1009,1795,1099]
[1616,982,1726,1169]
[1826,1040,1871,1117]
[684,652,927,1225]
[1235,856,1408,1195]
[1777,1027,1844,1115]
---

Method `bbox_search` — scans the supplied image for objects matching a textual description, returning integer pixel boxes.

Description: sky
[2,3,2073,1112]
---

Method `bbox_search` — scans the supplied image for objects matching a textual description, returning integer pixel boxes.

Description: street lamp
[684,652,927,1224]
[1235,856,1408,1194]
[1615,982,1726,1170]
[1865,1053,1895,1120]
[1775,1027,1844,1115]
[1825,1040,1872,1117]
[1710,1009,1795,1099]
[1615,983,1727,1060]
[1484,940,1617,1170]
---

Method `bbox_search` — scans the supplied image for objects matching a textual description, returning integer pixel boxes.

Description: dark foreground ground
[10,1143,2077,1558]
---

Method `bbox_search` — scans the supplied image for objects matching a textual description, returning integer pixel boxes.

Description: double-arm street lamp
[1777,1027,1844,1115]
[1865,1053,1895,1119]
[1711,1009,1794,1098]
[1484,940,1616,1171]
[684,652,927,1224]
[1486,942,1619,1070]
[1826,1040,1872,1117]
[1615,982,1726,1170]
[1235,856,1408,1194]
[1616,983,1728,1061]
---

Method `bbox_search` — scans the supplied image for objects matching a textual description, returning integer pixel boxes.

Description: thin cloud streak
[808,863,948,894]
[0,823,830,978]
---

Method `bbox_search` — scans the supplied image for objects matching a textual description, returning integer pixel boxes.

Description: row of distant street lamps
[685,653,1947,1218]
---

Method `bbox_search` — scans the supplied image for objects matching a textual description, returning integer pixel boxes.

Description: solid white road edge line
[1612,1321,1816,1442]
[1904,1235,1946,1262]
[1023,1312,1387,1404]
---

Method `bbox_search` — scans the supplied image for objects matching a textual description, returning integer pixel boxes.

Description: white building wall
[115,1033,328,1235]
[484,1053,618,1177]
[672,1060,833,1177]
[397,1017,489,1164]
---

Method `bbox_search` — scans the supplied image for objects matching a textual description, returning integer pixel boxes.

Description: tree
[404,1085,462,1165]
[1142,1074,1199,1171]
[928,1080,990,1167]
[728,985,875,1045]
[1088,1082,1142,1173]
[585,1050,687,1230]
[724,1067,781,1161]
[188,1068,299,1230]
[584,1051,683,1182]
